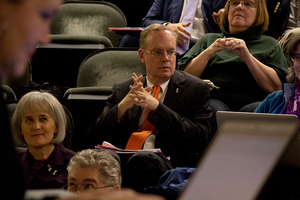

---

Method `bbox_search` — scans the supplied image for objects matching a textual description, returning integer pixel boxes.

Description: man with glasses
[88,24,212,193]
[67,149,121,195]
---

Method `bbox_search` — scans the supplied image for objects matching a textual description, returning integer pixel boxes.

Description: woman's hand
[206,37,228,55]
[223,37,250,60]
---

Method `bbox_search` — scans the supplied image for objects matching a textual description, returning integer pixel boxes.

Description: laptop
[216,111,299,130]
[178,111,300,200]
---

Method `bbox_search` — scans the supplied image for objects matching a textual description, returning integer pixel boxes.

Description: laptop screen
[179,112,299,200]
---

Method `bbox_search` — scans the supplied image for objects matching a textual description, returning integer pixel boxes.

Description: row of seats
[31,0,153,89]
[32,1,127,88]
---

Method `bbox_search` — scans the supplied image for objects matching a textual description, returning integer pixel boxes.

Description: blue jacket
[254,84,297,114]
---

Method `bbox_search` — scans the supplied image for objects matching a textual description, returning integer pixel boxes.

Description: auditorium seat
[31,0,127,88]
[77,48,146,87]
[51,0,127,47]
[1,84,17,101]
[63,48,146,151]
[31,42,104,88]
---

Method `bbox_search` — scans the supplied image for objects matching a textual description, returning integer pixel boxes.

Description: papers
[109,27,145,35]
[109,27,144,31]
[96,141,171,163]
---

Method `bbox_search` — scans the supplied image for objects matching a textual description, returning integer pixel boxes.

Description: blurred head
[286,35,300,83]
[0,0,62,80]
[12,91,66,147]
[220,0,268,34]
[67,149,121,195]
[139,24,177,85]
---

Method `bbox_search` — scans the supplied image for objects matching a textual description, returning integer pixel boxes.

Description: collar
[283,83,298,101]
[21,143,70,166]
[222,26,261,40]
[146,76,170,94]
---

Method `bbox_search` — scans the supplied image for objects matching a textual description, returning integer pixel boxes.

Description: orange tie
[125,85,161,150]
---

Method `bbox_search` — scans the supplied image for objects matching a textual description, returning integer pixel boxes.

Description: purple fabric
[19,143,75,189]
[284,84,300,133]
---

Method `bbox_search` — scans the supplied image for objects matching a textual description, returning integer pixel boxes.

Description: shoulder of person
[268,89,284,99]
[65,148,76,158]
[260,34,279,44]
[261,89,285,107]
[56,143,76,158]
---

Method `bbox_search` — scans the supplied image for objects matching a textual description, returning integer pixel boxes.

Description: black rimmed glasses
[144,49,177,58]
[229,0,256,9]
[68,183,114,193]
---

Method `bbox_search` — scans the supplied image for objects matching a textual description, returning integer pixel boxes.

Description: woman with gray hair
[67,148,121,196]
[11,91,75,189]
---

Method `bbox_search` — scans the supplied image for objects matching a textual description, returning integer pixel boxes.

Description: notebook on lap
[178,111,300,200]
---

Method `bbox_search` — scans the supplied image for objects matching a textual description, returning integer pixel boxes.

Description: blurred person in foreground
[0,0,62,198]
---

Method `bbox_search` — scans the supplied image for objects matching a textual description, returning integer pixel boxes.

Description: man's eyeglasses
[229,0,256,9]
[144,49,177,58]
[68,183,114,193]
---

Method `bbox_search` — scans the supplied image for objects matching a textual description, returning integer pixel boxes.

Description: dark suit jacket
[140,0,226,33]
[265,0,291,39]
[88,70,212,167]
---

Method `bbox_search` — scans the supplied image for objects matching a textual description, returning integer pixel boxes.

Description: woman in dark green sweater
[178,0,288,134]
